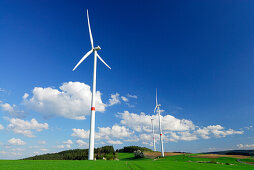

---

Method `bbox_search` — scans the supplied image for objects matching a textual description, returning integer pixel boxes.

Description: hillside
[203,150,254,156]
[23,146,115,160]
[23,145,152,160]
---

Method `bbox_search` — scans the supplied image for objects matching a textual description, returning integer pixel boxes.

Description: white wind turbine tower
[73,9,111,160]
[154,88,164,157]
[151,118,156,151]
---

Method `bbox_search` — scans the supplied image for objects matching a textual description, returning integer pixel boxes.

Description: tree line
[23,145,152,160]
[116,146,152,153]
[23,146,116,160]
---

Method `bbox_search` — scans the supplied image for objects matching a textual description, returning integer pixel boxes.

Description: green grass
[0,153,253,170]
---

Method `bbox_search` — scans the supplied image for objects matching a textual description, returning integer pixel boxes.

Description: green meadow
[0,153,253,170]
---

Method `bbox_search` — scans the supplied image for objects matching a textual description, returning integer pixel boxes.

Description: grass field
[0,153,254,170]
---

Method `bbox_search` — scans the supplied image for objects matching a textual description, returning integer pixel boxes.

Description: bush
[134,150,144,158]
[104,154,115,160]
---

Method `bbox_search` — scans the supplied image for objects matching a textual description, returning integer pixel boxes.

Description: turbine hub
[94,46,101,51]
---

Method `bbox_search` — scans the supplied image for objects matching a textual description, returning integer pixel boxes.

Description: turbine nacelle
[93,46,101,51]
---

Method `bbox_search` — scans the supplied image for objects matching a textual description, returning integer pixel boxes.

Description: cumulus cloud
[0,124,4,130]
[196,125,243,139]
[121,96,128,102]
[56,145,65,149]
[71,128,90,139]
[124,136,140,142]
[23,82,106,120]
[98,125,133,139]
[0,102,24,117]
[237,144,254,149]
[118,111,195,133]
[127,94,137,99]
[63,139,73,149]
[178,131,198,141]
[107,140,123,144]
[55,140,73,149]
[33,151,39,155]
[117,111,244,142]
[8,138,26,145]
[63,139,73,145]
[76,139,88,147]
[7,118,48,137]
[0,102,13,112]
[71,125,133,145]
[108,93,120,106]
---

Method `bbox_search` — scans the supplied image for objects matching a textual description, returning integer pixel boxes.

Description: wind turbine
[73,9,111,160]
[151,118,156,151]
[154,88,164,157]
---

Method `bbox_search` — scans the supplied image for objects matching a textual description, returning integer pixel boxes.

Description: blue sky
[0,0,254,159]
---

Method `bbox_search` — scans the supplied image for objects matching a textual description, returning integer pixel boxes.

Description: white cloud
[0,124,4,130]
[237,144,244,148]
[178,131,198,141]
[71,128,90,139]
[121,96,128,102]
[196,125,243,139]
[195,128,210,139]
[98,125,133,139]
[117,111,243,142]
[56,145,65,149]
[127,94,137,99]
[23,93,29,100]
[38,140,46,145]
[63,139,73,145]
[124,135,140,142]
[0,102,24,117]
[63,140,73,149]
[108,93,120,106]
[244,126,253,130]
[33,151,39,155]
[166,132,180,142]
[0,103,13,112]
[76,139,88,147]
[72,125,133,142]
[8,138,26,145]
[23,82,106,120]
[7,118,48,137]
[139,133,154,141]
[237,144,254,149]
[66,144,71,149]
[118,111,195,132]
[107,140,123,144]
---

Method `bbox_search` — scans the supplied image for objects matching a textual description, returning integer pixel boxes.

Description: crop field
[0,153,254,170]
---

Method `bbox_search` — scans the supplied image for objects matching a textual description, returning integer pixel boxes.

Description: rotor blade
[87,9,94,48]
[97,53,111,69]
[156,88,158,105]
[154,106,157,113]
[73,49,93,71]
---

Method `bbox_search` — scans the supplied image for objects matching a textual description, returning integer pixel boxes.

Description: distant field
[0,153,254,170]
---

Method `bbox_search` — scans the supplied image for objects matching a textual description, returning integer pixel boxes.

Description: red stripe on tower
[91,107,95,111]
[160,134,162,136]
